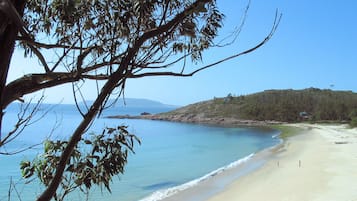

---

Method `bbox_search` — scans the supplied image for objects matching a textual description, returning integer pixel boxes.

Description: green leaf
[20,160,31,169]
[20,161,34,179]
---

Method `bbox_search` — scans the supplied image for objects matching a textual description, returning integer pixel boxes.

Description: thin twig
[130,11,281,79]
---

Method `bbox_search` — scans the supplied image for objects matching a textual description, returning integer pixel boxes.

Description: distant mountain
[80,98,178,108]
[80,98,179,116]
[160,88,357,123]
[112,98,177,108]
[6,98,179,116]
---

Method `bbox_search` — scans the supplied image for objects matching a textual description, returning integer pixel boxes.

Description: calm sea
[0,103,280,201]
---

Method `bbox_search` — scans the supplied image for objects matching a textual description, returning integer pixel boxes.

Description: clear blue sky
[8,0,357,106]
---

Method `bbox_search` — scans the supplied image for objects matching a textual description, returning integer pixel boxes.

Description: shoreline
[158,141,285,201]
[139,127,286,201]
[140,141,284,201]
[106,114,283,127]
[205,123,357,201]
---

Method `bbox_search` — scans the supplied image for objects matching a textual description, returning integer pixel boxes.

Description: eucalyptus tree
[0,0,279,200]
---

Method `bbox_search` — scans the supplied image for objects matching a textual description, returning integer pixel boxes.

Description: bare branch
[159,0,170,26]
[131,11,281,79]
[6,177,23,201]
[76,46,98,72]
[17,37,83,50]
[81,74,109,80]
[72,82,87,117]
[0,97,43,147]
[28,44,50,72]
[0,142,42,155]
[135,52,193,69]
[0,95,60,155]
[51,40,79,72]
[214,0,251,48]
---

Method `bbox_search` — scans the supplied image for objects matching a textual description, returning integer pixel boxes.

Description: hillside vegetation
[165,88,357,123]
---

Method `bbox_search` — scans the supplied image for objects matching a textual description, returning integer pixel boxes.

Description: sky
[8,0,357,106]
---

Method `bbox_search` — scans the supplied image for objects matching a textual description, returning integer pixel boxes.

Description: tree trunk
[0,1,18,140]
[0,0,25,140]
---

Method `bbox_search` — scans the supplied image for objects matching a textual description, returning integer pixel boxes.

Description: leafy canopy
[22,0,223,65]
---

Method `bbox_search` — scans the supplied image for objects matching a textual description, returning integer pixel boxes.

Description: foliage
[21,0,224,73]
[20,126,140,201]
[167,88,357,122]
[350,117,357,128]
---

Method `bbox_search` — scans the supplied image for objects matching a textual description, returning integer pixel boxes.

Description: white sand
[207,124,357,201]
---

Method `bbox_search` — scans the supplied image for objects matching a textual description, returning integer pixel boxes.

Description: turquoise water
[0,104,279,201]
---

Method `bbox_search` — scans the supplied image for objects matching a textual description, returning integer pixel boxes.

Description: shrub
[350,117,357,128]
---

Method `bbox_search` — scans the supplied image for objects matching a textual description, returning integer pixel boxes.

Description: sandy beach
[207,124,357,201]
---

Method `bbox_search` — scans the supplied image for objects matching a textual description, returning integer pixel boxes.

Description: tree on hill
[0,1,280,200]
[240,89,357,122]
[166,88,357,123]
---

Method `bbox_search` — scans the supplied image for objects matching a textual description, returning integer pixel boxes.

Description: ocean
[0,103,280,201]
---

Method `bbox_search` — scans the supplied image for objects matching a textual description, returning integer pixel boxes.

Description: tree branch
[2,73,80,109]
[28,44,50,72]
[51,40,79,71]
[17,37,83,50]
[213,0,251,48]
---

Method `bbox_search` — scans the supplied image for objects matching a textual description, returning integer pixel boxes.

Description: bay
[0,103,280,201]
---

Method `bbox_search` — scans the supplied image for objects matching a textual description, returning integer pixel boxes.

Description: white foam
[139,153,255,201]
[272,133,280,139]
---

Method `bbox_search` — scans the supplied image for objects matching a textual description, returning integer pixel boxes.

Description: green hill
[164,88,357,123]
